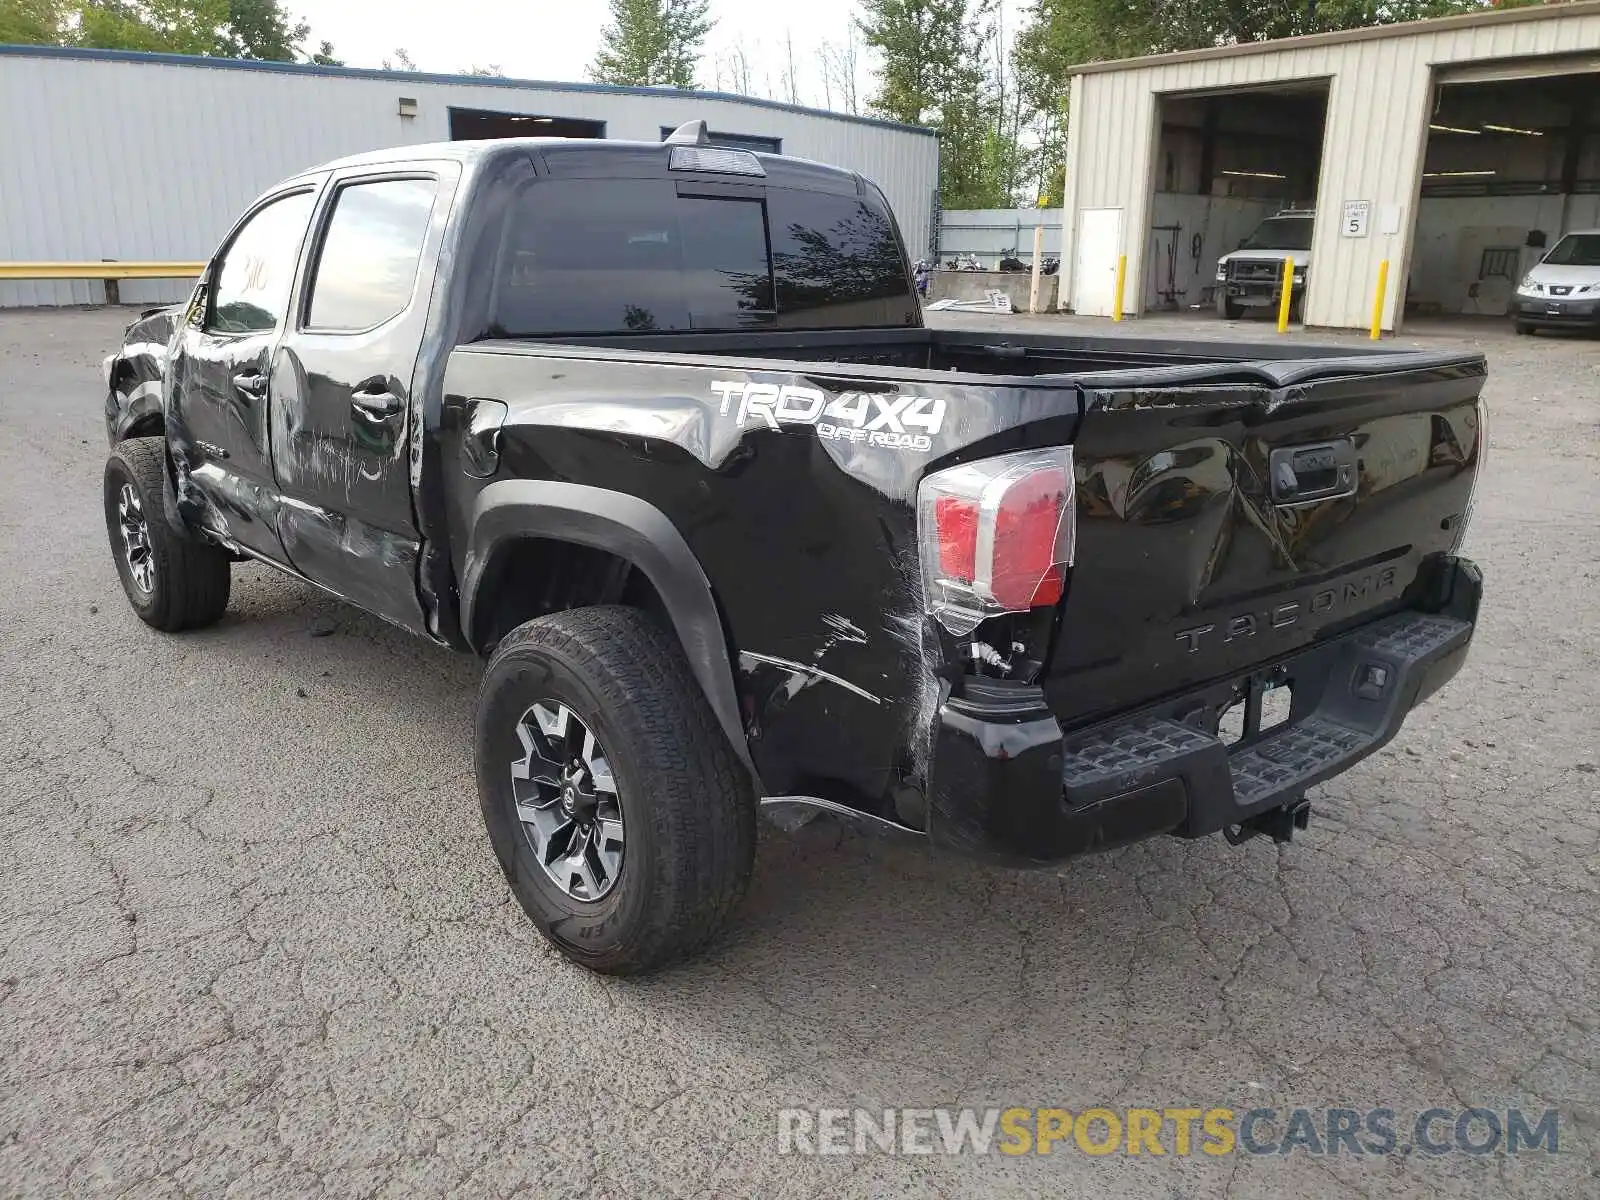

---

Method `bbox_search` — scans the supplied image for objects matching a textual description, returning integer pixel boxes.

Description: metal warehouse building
[0,46,939,307]
[1058,0,1600,331]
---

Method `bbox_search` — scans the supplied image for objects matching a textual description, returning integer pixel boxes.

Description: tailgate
[1046,353,1485,726]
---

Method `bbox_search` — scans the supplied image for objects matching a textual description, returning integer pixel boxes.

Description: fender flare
[460,480,757,782]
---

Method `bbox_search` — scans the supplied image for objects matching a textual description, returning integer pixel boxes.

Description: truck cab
[1215,209,1314,320]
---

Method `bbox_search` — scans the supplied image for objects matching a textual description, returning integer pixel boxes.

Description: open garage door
[1406,68,1600,331]
[449,108,605,140]
[1149,81,1329,324]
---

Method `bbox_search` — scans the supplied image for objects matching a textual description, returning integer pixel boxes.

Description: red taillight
[990,472,1068,609]
[916,447,1075,635]
[934,496,978,582]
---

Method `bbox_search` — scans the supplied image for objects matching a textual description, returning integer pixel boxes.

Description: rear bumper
[926,557,1482,867]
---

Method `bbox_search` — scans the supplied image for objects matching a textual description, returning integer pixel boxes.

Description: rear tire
[103,437,231,632]
[476,606,755,975]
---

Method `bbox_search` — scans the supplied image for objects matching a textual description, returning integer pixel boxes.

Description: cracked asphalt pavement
[2,307,1597,1198]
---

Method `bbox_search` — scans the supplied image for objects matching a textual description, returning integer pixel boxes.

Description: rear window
[769,188,914,329]
[489,180,912,337]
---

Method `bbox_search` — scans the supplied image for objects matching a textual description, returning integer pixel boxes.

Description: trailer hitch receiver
[1225,799,1312,846]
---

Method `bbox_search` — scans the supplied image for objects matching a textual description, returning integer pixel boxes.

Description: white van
[1511,230,1600,335]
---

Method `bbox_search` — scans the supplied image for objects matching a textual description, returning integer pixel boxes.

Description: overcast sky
[291,0,1024,112]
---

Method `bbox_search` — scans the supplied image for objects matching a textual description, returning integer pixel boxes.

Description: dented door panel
[270,165,461,633]
[166,184,322,563]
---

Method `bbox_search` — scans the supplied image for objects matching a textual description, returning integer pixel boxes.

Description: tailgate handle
[1270,439,1357,506]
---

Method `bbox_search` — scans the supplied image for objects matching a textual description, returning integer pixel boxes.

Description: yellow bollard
[1370,259,1390,340]
[1111,255,1127,322]
[1277,258,1295,333]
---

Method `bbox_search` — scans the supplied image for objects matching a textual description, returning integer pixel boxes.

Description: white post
[1028,215,1045,313]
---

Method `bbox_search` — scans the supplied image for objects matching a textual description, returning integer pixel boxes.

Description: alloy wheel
[510,701,625,902]
[116,483,155,593]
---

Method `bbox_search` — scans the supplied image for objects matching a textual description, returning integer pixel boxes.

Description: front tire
[1216,294,1242,320]
[476,607,755,975]
[1514,321,1535,336]
[103,437,231,632]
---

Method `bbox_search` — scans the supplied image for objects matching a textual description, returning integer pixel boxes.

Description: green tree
[6,1,335,63]
[0,0,69,44]
[1014,0,1515,75]
[309,39,341,66]
[76,0,228,55]
[589,0,713,89]
[213,0,308,60]
[857,0,1009,208]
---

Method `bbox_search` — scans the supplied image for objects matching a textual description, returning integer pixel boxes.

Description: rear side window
[307,178,438,331]
[489,179,912,336]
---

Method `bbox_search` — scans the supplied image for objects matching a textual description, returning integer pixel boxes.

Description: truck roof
[293,137,865,195]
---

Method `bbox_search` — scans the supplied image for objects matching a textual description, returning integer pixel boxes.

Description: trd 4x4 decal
[711,380,946,453]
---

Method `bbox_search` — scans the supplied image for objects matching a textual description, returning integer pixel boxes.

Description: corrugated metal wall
[0,49,939,307]
[1059,4,1600,330]
[937,208,1062,265]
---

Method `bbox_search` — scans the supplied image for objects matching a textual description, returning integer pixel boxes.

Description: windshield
[1242,218,1314,252]
[1542,233,1600,267]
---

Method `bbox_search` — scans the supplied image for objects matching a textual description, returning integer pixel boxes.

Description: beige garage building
[1058,0,1600,331]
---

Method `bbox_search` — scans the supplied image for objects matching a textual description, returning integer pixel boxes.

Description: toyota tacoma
[101,125,1486,974]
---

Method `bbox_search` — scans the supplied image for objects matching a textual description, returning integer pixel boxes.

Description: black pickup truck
[101,124,1486,974]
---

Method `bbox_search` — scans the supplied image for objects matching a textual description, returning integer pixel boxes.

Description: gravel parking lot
[2,307,1597,1199]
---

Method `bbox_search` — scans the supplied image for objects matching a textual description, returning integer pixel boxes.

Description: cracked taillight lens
[917,446,1076,635]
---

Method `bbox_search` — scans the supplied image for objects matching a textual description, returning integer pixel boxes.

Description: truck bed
[507,325,1462,384]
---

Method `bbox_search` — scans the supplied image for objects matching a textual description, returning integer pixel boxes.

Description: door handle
[351,382,403,421]
[232,371,267,397]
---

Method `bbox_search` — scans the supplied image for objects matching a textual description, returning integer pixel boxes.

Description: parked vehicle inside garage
[1215,209,1314,320]
[1512,229,1600,334]
[100,127,1486,974]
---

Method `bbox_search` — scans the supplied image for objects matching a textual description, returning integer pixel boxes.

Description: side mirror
[1238,239,1248,250]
